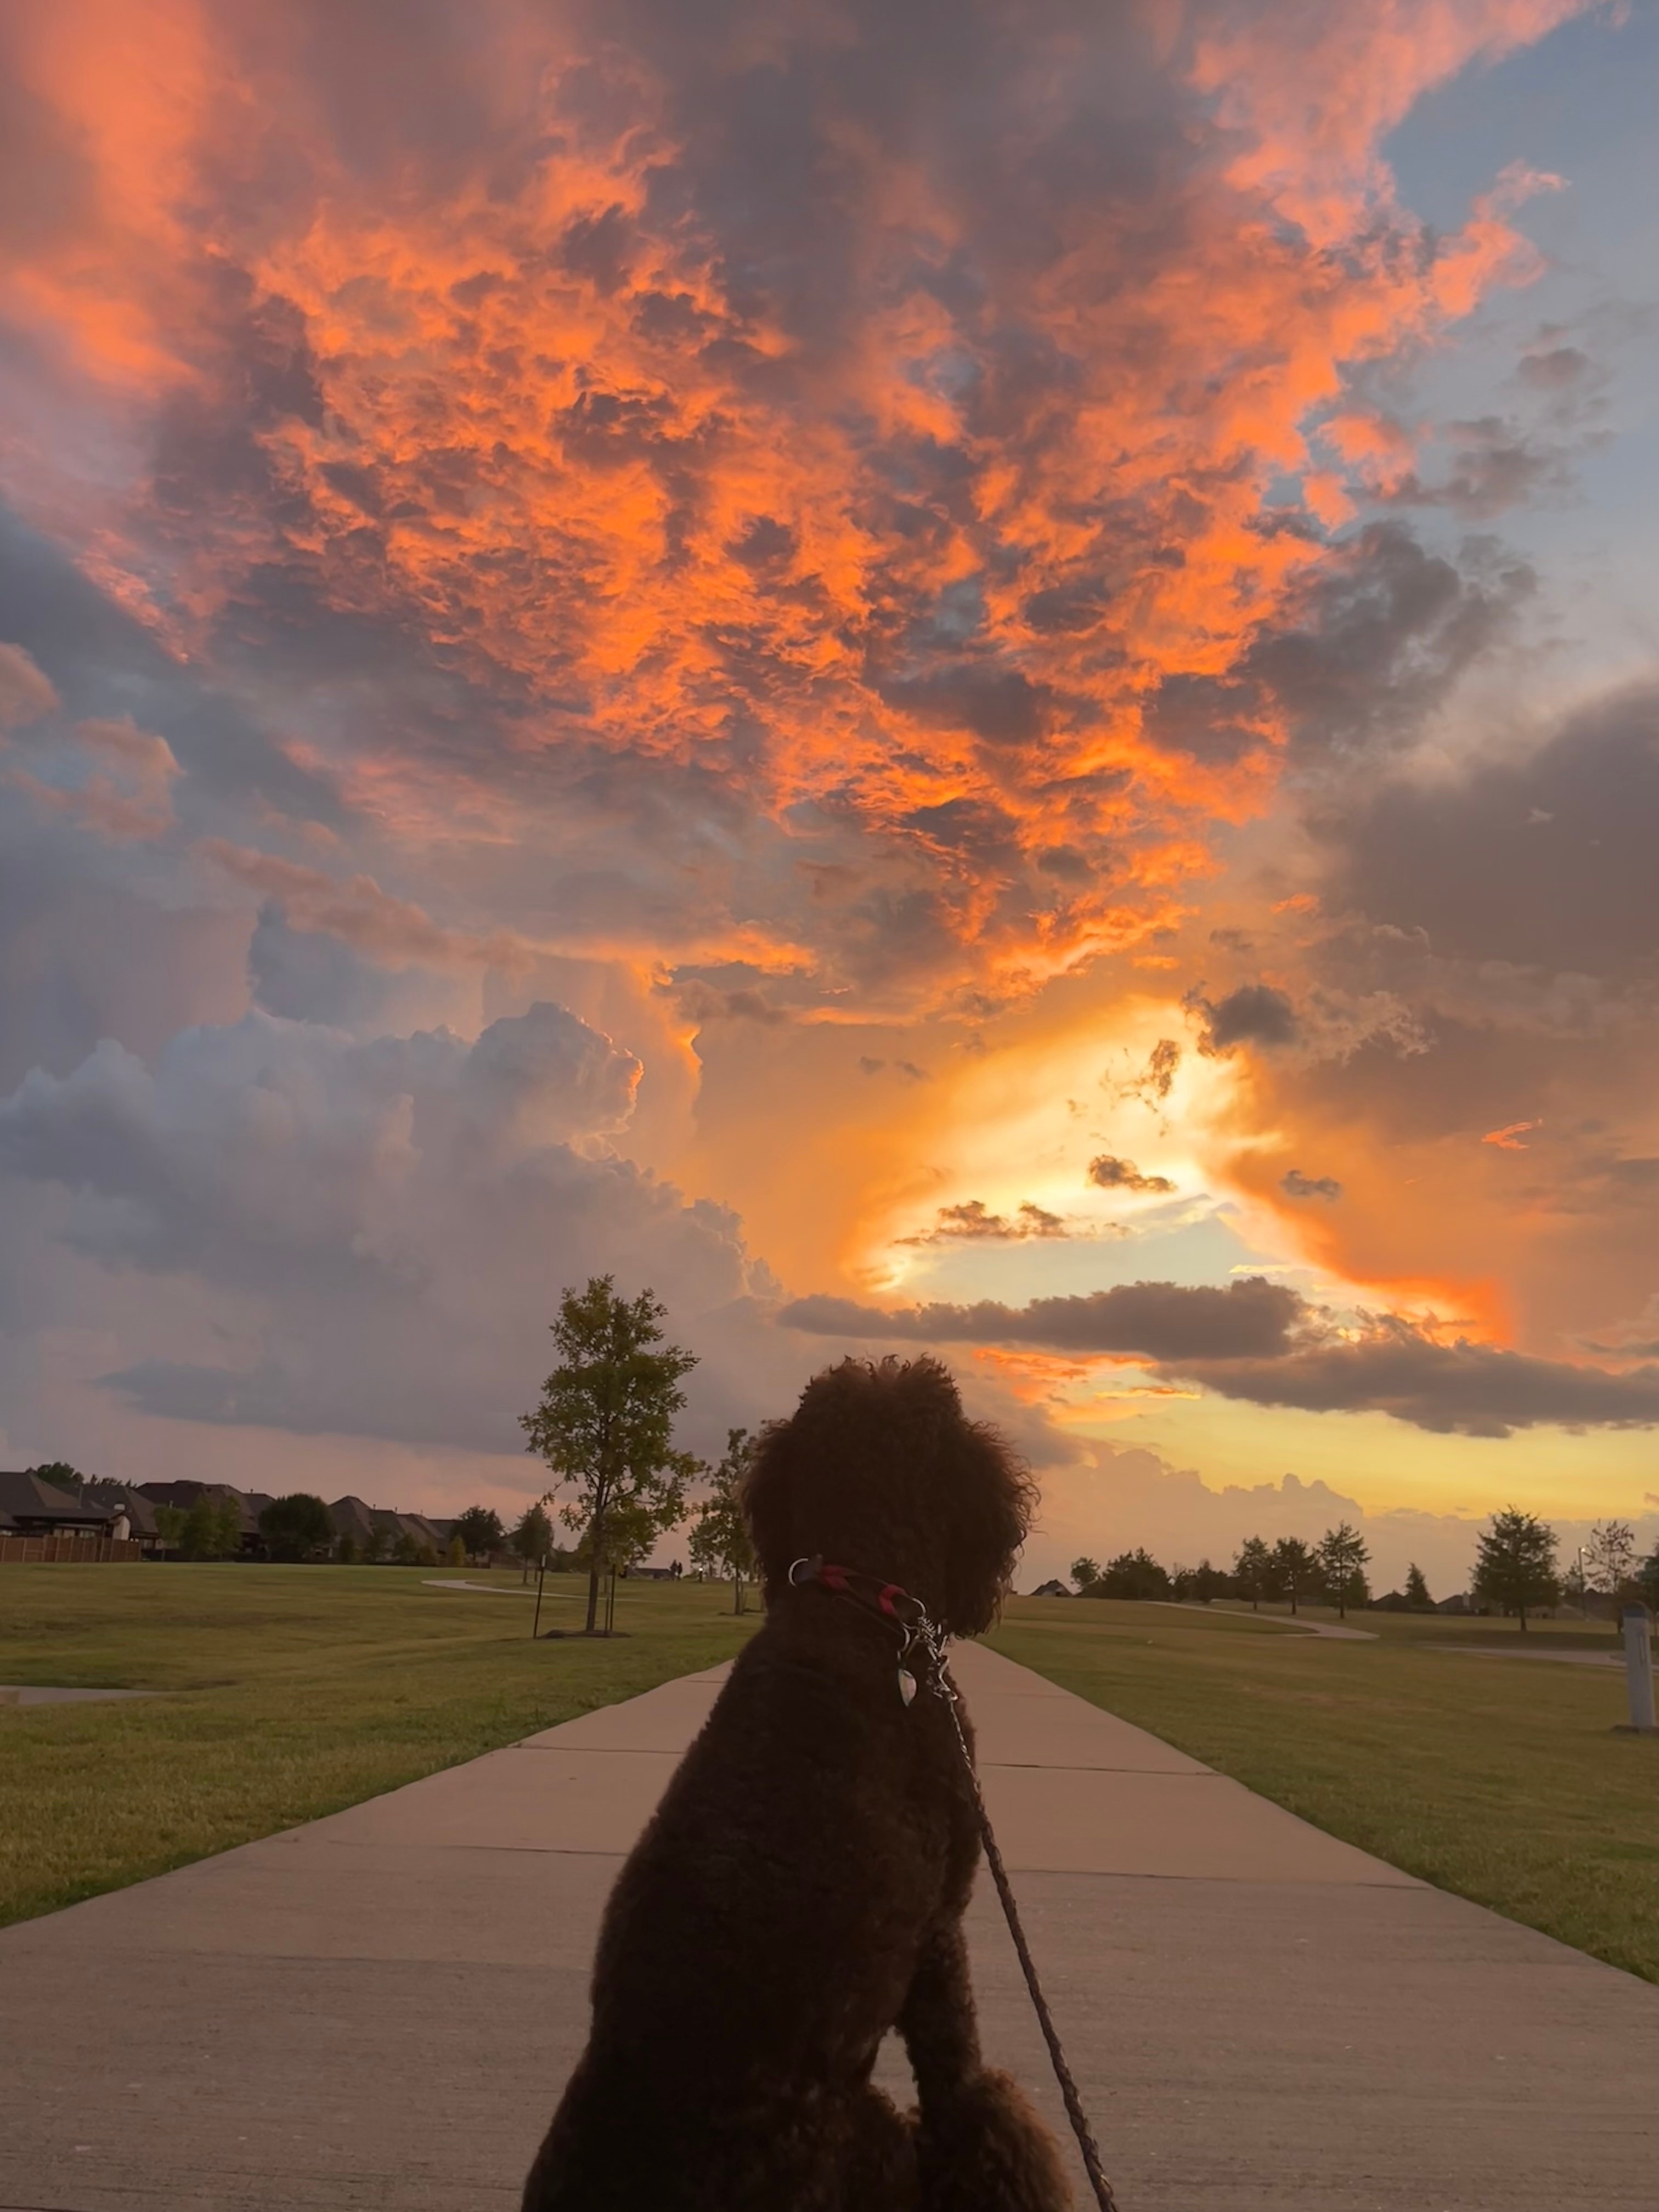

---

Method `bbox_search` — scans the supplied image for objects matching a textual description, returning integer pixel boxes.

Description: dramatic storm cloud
[781,1284,1659,1436]
[0,1001,785,1452]
[1,0,1652,1536]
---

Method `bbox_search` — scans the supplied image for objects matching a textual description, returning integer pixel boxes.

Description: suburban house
[82,1484,166,1555]
[0,1470,115,1538]
[327,1496,451,1558]
[2,1471,459,1565]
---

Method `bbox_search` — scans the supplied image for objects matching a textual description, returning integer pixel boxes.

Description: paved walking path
[1,1643,1654,2212]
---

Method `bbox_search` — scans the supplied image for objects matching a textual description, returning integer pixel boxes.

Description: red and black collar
[787,1553,925,1623]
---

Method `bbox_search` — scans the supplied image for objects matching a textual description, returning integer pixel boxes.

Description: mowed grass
[988,1596,1659,1982]
[0,1563,757,1928]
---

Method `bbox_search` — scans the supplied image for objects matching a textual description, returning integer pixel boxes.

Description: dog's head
[741,1356,1036,1638]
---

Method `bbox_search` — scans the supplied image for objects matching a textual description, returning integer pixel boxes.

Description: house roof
[83,1484,161,1536]
[0,1471,115,1530]
[137,1480,219,1509]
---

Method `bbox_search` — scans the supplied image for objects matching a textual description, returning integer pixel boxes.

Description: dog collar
[786,1555,946,1706]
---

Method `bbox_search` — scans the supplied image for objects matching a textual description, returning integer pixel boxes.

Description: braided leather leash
[788,1558,1119,2211]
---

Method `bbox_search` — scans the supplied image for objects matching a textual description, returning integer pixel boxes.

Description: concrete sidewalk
[1,1643,1653,2211]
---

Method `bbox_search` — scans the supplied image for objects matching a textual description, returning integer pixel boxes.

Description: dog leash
[788,1558,1120,2212]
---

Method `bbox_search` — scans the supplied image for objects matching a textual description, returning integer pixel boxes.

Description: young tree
[360,1522,389,1566]
[1316,1522,1371,1619]
[1070,1556,1102,1593]
[1270,1536,1317,1616]
[1472,1507,1559,1632]
[444,1533,467,1568]
[1404,1562,1433,1610]
[1191,1558,1231,1603]
[605,1488,689,1582]
[1233,1536,1272,1610]
[454,1505,506,1564]
[335,1531,360,1565]
[213,1494,244,1559]
[154,1504,187,1554]
[258,1492,335,1563]
[520,1277,699,1635]
[1585,1521,1637,1629]
[179,1493,221,1561]
[689,1430,758,1613]
[512,1502,555,1582]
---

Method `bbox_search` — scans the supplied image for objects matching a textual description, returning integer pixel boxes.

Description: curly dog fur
[521,1356,1073,2211]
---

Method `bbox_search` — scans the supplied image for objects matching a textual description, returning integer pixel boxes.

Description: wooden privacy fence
[0,1536,145,1565]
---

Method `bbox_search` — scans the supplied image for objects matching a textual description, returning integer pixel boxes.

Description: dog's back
[522,1604,978,2209]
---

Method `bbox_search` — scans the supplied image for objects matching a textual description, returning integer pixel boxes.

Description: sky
[1,0,1655,1594]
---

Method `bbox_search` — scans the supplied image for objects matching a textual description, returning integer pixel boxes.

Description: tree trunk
[1289,1585,1298,1616]
[585,1500,605,1634]
[1519,1603,1528,1633]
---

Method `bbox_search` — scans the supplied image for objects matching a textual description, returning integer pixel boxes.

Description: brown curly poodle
[521,1355,1073,2211]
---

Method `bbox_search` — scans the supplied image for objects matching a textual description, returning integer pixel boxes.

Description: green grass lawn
[7,1568,1654,1983]
[0,1562,757,1929]
[989,1595,1659,1983]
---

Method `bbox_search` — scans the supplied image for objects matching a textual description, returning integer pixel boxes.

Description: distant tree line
[1070,1521,1374,1617]
[1067,1510,1659,1631]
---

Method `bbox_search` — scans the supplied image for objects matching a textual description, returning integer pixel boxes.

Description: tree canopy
[1585,1521,1637,1617]
[1087,1548,1171,1601]
[454,1505,506,1562]
[1233,1536,1272,1610]
[1269,1536,1317,1615]
[1472,1507,1559,1631]
[258,1492,335,1562]
[1070,1556,1102,1592]
[1316,1522,1371,1619]
[28,1461,83,1492]
[520,1277,697,1634]
[1404,1562,1432,1610]
[512,1502,555,1568]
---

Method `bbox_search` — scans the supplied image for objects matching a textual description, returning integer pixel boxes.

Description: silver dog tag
[898,1667,917,1706]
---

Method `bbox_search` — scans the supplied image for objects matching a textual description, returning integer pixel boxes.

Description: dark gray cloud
[0,508,343,824]
[1087,1154,1176,1195]
[1384,417,1564,522]
[1193,983,1300,1052]
[1244,524,1534,759]
[780,1277,1304,1361]
[780,1282,1659,1436]
[1281,1169,1341,1200]
[1176,1334,1659,1440]
[1108,1037,1182,1113]
[897,1199,1069,1245]
[1319,685,1659,980]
